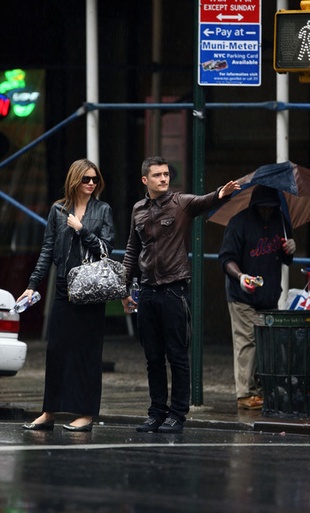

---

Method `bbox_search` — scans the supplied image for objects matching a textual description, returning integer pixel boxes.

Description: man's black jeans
[137,280,191,423]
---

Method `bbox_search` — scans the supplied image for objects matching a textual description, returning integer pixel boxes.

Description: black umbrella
[207,161,310,229]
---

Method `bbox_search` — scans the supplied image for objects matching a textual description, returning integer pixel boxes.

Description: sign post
[191,0,206,407]
[198,0,261,86]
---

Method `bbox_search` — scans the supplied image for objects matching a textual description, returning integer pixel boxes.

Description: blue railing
[1,100,310,268]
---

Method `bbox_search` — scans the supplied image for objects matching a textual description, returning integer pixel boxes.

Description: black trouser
[137,281,192,423]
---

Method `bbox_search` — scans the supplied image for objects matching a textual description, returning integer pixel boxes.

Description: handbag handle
[81,239,108,264]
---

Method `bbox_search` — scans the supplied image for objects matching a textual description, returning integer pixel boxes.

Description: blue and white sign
[198,23,261,86]
[198,0,261,86]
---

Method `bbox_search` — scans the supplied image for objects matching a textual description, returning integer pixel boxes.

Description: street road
[0,422,309,512]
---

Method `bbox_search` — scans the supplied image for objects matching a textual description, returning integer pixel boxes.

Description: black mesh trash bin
[254,311,310,416]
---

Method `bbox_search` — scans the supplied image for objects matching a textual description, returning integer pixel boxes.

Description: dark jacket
[218,188,293,310]
[123,189,229,287]
[28,196,114,290]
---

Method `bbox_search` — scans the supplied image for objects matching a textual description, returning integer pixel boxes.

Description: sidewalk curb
[254,420,310,435]
[3,406,310,435]
[0,406,254,432]
[98,413,255,432]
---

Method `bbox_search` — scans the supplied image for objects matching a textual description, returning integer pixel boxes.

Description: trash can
[254,310,310,416]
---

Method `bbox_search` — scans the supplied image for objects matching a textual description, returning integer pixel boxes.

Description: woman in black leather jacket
[17,158,114,432]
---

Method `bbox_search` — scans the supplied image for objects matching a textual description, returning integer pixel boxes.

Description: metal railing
[2,99,310,228]
[1,99,310,265]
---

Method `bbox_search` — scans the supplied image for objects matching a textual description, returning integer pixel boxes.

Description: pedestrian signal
[274,10,310,78]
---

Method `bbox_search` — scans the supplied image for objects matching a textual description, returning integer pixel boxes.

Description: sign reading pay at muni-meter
[198,0,261,86]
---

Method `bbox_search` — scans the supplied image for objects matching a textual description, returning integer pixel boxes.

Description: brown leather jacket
[123,189,229,287]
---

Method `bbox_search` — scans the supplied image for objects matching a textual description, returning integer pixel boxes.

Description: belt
[142,280,189,290]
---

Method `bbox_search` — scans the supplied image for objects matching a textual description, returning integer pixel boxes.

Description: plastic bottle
[129,277,139,313]
[9,291,41,315]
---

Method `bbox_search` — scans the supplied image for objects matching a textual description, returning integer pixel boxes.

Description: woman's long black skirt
[43,280,106,416]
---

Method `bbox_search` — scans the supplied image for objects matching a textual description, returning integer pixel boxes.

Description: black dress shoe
[158,417,183,433]
[62,422,93,432]
[22,420,54,431]
[136,416,163,433]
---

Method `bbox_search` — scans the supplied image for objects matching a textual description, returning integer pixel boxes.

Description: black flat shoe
[22,420,54,431]
[62,422,93,432]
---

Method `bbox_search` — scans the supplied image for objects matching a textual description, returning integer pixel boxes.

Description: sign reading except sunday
[198,0,261,86]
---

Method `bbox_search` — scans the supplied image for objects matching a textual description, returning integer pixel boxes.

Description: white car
[0,289,27,376]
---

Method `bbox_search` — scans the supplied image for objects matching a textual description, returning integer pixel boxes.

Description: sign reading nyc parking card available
[198,0,261,86]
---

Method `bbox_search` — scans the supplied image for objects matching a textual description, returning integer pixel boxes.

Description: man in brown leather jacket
[122,156,240,433]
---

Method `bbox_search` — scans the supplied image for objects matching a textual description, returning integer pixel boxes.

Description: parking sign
[198,0,261,86]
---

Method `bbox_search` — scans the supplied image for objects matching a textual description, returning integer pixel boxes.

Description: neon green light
[0,69,25,94]
[0,69,39,118]
[13,103,36,117]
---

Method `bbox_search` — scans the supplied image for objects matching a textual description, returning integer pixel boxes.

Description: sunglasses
[81,175,100,184]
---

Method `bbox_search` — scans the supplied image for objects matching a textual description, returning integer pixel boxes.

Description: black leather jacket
[123,189,229,287]
[28,196,114,290]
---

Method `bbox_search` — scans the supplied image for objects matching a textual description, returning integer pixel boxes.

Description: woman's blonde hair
[56,159,105,211]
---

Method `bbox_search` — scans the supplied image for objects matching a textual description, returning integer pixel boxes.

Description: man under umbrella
[219,185,296,410]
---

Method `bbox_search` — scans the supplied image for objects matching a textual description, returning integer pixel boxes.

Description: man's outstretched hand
[218,180,241,198]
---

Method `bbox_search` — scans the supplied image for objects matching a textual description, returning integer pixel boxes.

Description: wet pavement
[1,335,310,512]
[0,422,310,512]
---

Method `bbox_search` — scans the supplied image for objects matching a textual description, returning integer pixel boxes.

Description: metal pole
[191,0,206,406]
[86,0,99,164]
[151,0,162,155]
[276,0,289,309]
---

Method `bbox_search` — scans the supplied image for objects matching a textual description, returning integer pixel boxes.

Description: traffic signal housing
[274,9,310,82]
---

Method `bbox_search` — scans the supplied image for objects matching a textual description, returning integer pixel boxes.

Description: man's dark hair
[141,156,168,176]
